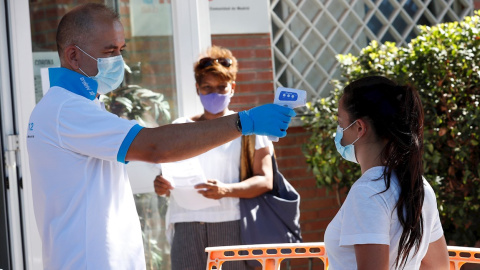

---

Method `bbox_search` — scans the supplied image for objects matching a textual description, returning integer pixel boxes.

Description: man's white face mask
[75,45,125,95]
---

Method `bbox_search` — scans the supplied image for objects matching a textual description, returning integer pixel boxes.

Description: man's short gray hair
[56,3,119,59]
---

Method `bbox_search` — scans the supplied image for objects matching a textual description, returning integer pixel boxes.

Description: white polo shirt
[27,68,146,270]
[324,166,443,270]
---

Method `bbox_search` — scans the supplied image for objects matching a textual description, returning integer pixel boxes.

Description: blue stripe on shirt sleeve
[117,124,144,164]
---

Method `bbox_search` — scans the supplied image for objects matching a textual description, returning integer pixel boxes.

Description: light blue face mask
[75,45,125,95]
[334,120,360,163]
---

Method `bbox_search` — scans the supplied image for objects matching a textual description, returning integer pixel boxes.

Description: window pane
[29,0,178,125]
[118,0,177,126]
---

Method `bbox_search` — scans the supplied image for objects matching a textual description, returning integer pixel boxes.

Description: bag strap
[240,135,256,181]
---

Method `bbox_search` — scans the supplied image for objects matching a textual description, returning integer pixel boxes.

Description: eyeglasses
[198,57,233,69]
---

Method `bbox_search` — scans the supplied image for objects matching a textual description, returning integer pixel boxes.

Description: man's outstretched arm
[126,104,295,163]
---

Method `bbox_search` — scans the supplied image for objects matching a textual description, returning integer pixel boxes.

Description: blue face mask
[334,120,360,163]
[75,45,125,95]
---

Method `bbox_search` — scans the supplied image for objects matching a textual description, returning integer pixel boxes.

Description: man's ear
[356,118,368,137]
[64,45,80,70]
[195,83,200,95]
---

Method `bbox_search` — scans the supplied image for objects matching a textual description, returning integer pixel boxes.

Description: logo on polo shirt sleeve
[27,122,35,139]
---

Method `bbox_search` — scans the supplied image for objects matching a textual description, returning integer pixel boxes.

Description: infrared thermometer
[268,87,307,142]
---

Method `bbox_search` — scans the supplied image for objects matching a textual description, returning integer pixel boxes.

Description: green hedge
[303,12,480,246]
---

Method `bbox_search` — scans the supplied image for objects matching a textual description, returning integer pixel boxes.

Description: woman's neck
[357,140,387,174]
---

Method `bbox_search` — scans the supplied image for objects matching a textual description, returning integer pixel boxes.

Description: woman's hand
[195,179,230,200]
[153,175,173,196]
[197,146,273,199]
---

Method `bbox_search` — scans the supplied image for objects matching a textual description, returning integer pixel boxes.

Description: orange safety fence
[449,246,480,270]
[205,242,480,270]
[206,243,327,270]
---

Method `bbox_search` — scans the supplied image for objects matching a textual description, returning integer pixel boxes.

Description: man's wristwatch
[236,114,242,132]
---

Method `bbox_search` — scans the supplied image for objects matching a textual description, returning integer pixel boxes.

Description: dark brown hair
[342,76,425,269]
[193,46,238,84]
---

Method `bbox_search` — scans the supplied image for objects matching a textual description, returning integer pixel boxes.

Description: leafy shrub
[303,12,480,246]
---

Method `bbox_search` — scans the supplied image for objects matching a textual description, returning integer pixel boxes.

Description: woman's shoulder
[422,178,438,206]
[352,167,400,199]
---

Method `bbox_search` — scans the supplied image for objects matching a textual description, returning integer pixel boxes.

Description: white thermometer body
[268,87,307,142]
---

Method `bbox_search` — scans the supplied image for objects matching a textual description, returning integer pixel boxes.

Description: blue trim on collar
[49,67,98,100]
[117,124,144,164]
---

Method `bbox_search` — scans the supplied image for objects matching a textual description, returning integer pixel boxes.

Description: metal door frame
[1,0,34,269]
[0,0,13,267]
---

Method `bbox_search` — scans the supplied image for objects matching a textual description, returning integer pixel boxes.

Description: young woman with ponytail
[324,76,449,269]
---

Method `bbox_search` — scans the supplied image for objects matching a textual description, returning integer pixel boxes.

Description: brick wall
[475,0,480,10]
[212,34,275,112]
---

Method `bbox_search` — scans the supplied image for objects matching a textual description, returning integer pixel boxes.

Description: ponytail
[383,85,425,269]
[343,76,425,269]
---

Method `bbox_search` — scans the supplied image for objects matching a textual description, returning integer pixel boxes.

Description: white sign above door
[209,0,270,34]
[130,0,270,37]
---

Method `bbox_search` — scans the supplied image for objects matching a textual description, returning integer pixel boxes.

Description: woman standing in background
[154,46,274,270]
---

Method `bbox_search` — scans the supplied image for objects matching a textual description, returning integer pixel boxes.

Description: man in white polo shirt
[26,3,295,270]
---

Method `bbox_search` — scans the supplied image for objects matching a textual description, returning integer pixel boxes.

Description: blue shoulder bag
[239,135,303,266]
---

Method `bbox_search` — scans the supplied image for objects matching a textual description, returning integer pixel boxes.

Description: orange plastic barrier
[206,242,327,270]
[448,246,480,270]
[205,243,480,270]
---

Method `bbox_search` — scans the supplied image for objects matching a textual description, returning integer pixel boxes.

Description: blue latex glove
[238,104,296,137]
